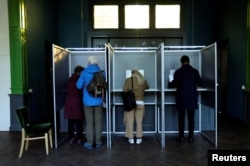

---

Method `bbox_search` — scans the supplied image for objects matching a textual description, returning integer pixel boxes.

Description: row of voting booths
[51,43,218,148]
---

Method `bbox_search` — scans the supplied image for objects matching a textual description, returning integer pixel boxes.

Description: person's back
[64,72,83,119]
[64,65,84,144]
[123,76,149,101]
[76,56,105,149]
[122,69,149,145]
[172,55,202,143]
[76,58,103,106]
[174,63,202,110]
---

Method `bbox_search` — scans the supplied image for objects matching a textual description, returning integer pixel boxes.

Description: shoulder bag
[122,77,137,111]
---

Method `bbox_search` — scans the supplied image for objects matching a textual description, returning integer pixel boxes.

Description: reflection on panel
[52,44,70,148]
[200,43,217,146]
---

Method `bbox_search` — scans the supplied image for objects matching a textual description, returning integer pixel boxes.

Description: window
[92,3,182,30]
[125,5,149,29]
[94,5,118,29]
[155,5,180,29]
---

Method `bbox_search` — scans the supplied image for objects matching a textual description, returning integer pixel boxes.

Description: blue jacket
[76,64,103,106]
[172,64,203,110]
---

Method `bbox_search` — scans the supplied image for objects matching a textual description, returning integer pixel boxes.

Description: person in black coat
[172,55,203,143]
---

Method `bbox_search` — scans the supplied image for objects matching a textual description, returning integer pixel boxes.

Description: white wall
[0,0,11,131]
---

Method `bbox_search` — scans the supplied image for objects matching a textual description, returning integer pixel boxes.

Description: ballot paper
[126,69,144,78]
[169,69,175,82]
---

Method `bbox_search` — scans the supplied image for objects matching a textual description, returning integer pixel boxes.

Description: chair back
[16,106,29,129]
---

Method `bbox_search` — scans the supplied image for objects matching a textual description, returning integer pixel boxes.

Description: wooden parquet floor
[0,115,250,166]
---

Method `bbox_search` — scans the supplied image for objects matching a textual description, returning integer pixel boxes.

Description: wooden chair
[16,106,53,158]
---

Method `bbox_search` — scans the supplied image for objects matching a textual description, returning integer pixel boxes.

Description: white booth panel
[110,48,159,146]
[200,43,218,146]
[112,50,157,90]
[68,48,109,132]
[52,44,70,148]
[68,49,106,74]
[51,43,217,148]
[163,48,203,133]
[161,44,217,147]
[163,50,201,87]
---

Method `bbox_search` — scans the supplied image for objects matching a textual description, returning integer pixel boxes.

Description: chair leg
[45,133,49,155]
[25,136,29,150]
[18,130,25,158]
[49,129,53,148]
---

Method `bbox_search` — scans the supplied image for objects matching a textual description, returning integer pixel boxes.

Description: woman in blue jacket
[76,56,105,149]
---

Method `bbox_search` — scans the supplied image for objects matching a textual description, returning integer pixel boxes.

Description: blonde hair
[131,69,144,84]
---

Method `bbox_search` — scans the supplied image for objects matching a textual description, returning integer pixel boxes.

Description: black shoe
[177,137,184,143]
[188,138,193,143]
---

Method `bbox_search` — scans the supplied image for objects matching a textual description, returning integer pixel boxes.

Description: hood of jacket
[85,64,100,74]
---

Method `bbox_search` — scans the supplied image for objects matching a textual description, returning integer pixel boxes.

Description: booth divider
[51,42,218,149]
[109,46,162,147]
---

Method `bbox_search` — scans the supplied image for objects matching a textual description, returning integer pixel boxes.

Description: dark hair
[180,55,189,63]
[74,65,84,73]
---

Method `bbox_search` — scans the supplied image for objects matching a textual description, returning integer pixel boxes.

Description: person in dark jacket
[172,55,203,143]
[64,65,84,144]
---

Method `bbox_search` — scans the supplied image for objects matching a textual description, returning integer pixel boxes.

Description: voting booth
[51,44,111,148]
[51,42,218,149]
[158,43,218,147]
[109,47,161,146]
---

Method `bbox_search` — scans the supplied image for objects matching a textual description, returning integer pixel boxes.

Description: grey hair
[88,56,98,65]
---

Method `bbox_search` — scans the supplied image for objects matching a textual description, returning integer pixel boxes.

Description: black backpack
[87,71,107,97]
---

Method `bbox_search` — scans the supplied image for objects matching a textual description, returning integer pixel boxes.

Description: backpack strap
[131,77,134,91]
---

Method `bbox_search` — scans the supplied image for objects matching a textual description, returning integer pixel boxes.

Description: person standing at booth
[64,65,85,144]
[123,69,149,144]
[76,56,105,150]
[172,55,203,143]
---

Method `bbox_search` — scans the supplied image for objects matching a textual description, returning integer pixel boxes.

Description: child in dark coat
[64,65,85,144]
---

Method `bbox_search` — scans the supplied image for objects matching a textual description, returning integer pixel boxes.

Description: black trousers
[178,109,195,138]
[68,119,83,139]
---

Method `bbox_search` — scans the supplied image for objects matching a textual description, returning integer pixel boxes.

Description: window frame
[155,4,181,29]
[90,0,183,31]
[93,5,119,29]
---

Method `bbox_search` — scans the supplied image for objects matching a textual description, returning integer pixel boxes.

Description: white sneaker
[136,138,142,144]
[128,138,134,144]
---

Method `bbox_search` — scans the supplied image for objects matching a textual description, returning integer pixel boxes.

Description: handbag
[122,77,137,111]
